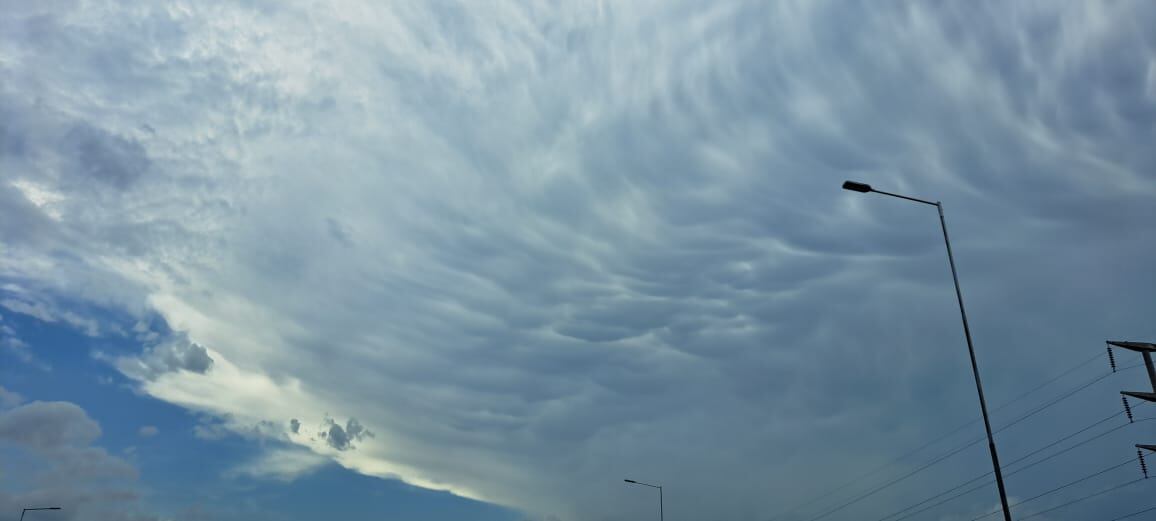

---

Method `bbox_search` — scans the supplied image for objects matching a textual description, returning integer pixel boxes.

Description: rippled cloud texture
[3,1,1156,519]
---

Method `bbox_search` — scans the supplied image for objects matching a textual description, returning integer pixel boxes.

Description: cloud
[320,417,374,452]
[226,446,331,482]
[0,385,25,409]
[0,400,101,449]
[1,311,51,369]
[0,399,157,520]
[0,297,101,336]
[2,1,1155,520]
[138,425,159,437]
[113,334,214,380]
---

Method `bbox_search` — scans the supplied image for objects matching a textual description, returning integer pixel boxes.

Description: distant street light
[624,479,664,521]
[842,180,1013,521]
[20,507,62,521]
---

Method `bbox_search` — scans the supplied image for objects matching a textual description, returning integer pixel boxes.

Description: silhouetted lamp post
[624,479,663,521]
[841,180,1013,521]
[20,507,61,521]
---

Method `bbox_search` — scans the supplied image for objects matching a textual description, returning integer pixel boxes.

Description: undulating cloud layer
[3,1,1156,519]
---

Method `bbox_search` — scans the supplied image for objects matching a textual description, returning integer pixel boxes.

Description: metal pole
[1143,352,1156,392]
[659,486,664,521]
[21,509,26,521]
[937,203,1013,521]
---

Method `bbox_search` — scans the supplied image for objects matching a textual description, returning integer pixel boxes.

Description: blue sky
[2,1,1156,520]
[0,304,518,521]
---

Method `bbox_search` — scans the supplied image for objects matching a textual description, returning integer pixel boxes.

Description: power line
[883,477,992,521]
[871,408,1120,521]
[1002,410,1134,473]
[764,421,979,521]
[793,366,1130,521]
[884,417,1141,521]
[969,455,1138,520]
[768,352,1108,521]
[873,469,991,521]
[1107,505,1156,521]
[800,439,982,521]
[870,407,1149,521]
[991,351,1106,415]
[1017,478,1147,520]
[992,369,1116,434]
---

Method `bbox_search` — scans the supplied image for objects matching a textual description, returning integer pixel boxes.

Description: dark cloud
[64,123,150,188]
[321,417,373,451]
[289,418,300,434]
[0,96,150,192]
[114,335,213,380]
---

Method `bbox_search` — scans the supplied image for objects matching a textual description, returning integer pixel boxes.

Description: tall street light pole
[20,507,62,521]
[624,479,664,521]
[841,181,1013,521]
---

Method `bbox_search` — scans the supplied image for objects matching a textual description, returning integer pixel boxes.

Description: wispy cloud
[2,1,1155,519]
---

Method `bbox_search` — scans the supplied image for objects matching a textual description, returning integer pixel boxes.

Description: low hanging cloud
[2,1,1155,520]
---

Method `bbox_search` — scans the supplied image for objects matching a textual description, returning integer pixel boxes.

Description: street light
[20,508,62,521]
[842,180,1013,521]
[624,479,663,521]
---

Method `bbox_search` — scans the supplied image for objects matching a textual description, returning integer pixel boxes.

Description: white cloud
[0,297,101,337]
[2,1,1155,520]
[226,446,330,482]
[0,317,48,369]
[138,425,159,437]
[10,179,65,220]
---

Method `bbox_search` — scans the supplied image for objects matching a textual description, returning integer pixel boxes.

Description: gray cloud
[0,385,23,409]
[0,400,158,521]
[1,1,1155,520]
[289,418,300,434]
[321,417,374,451]
[114,334,213,380]
[0,401,100,450]
[63,122,151,189]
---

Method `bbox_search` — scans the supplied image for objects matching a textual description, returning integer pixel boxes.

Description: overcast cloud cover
[2,1,1156,520]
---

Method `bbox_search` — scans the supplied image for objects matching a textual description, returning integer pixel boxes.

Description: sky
[1,1,1156,520]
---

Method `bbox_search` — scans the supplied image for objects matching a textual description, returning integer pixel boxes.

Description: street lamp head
[842,180,872,193]
[624,479,636,483]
